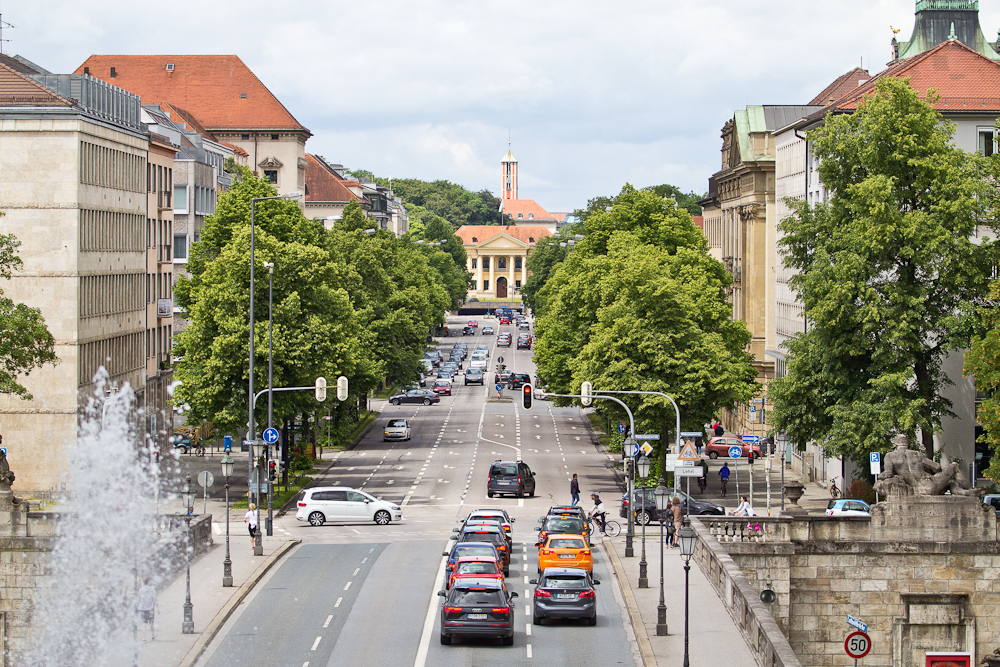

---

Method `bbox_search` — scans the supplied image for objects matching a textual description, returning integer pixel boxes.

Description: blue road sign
[729,446,743,459]
[742,435,761,443]
[680,431,704,438]
[617,423,627,434]
[223,435,232,452]
[635,434,660,440]
[262,428,279,444]
[870,452,880,464]
[749,405,757,415]
[495,383,503,392]
[847,615,868,633]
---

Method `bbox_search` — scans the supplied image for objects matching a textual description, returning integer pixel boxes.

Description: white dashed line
[344,581,352,590]
[310,637,322,651]
[324,614,333,627]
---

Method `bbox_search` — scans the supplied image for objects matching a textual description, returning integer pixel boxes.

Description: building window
[528,213,533,219]
[498,257,506,269]
[240,93,247,99]
[471,237,477,243]
[264,170,278,184]
[471,258,477,269]
[979,128,996,156]
[483,280,489,291]
[515,280,521,288]
[482,257,490,269]
[173,185,187,213]
[271,134,279,140]
[174,235,188,260]
[241,134,250,141]
[517,213,523,218]
[515,257,522,269]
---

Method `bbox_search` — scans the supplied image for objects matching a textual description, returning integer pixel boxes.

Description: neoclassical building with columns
[454,225,552,299]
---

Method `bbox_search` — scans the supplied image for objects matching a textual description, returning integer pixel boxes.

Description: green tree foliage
[770,77,995,464]
[0,226,57,399]
[533,186,758,468]
[363,176,503,229]
[966,282,1000,481]
[572,184,703,222]
[520,239,568,314]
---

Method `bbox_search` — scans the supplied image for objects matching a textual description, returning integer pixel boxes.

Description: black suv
[620,487,724,524]
[508,373,531,389]
[488,460,536,498]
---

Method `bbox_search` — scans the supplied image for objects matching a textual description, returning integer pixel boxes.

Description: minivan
[488,460,536,498]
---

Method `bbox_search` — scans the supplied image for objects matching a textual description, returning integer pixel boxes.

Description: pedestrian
[670,497,684,547]
[570,474,580,507]
[714,422,725,437]
[136,579,158,641]
[244,502,258,549]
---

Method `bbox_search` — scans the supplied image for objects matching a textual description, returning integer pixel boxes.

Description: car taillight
[444,606,462,613]
[581,549,591,556]
[298,501,307,507]
[541,549,554,555]
[492,608,510,614]
[534,589,552,598]
[518,475,521,484]
[579,589,595,598]
[496,545,506,551]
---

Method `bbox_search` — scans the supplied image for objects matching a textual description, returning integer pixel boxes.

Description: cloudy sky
[9,0,1000,211]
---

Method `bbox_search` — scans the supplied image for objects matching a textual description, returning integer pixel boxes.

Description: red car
[433,379,453,396]
[499,317,510,325]
[449,556,504,589]
[704,436,760,459]
[467,320,478,328]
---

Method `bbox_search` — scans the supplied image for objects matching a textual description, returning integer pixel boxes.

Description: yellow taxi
[537,534,592,574]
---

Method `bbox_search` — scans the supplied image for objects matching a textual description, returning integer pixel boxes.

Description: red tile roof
[75,55,309,133]
[219,141,249,157]
[304,154,364,203]
[0,62,72,106]
[455,225,553,246]
[808,67,871,106]
[159,101,217,141]
[502,198,555,221]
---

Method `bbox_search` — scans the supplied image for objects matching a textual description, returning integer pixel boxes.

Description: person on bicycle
[733,495,755,517]
[719,462,730,495]
[589,493,607,533]
[829,478,840,498]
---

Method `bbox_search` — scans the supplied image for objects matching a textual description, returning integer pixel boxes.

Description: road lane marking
[413,544,450,667]
[526,624,531,636]
[361,557,367,563]
[353,568,360,576]
[525,604,530,614]
[524,575,529,583]
[527,643,533,658]
[310,637,321,651]
[344,581,351,590]
[324,614,333,626]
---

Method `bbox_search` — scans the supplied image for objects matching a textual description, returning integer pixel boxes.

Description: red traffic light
[522,384,533,410]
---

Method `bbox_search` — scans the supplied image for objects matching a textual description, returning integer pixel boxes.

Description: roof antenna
[0,1,15,55]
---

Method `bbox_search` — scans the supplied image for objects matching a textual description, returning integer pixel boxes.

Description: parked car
[438,578,517,646]
[389,388,441,406]
[704,436,761,459]
[433,379,453,396]
[984,494,1000,516]
[383,418,411,441]
[529,567,599,626]
[295,487,402,526]
[620,487,724,524]
[465,368,485,385]
[826,499,871,516]
[482,326,495,335]
[487,460,536,498]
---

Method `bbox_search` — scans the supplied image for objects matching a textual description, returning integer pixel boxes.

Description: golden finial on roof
[891,25,900,36]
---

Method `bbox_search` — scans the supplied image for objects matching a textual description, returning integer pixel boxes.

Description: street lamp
[181,474,195,633]
[653,478,669,636]
[678,517,697,666]
[263,261,275,537]
[250,440,265,555]
[637,454,650,588]
[221,454,235,587]
[624,436,638,557]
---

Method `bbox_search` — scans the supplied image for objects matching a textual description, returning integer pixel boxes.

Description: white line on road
[353,568,360,576]
[525,604,530,615]
[524,575,529,583]
[310,637,321,651]
[527,643,533,658]
[361,557,367,563]
[413,544,450,667]
[324,614,333,626]
[526,623,531,636]
[344,581,351,590]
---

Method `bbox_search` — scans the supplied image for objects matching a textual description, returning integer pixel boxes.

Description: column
[508,255,514,293]
[476,254,483,294]
[520,253,527,289]
[488,256,494,297]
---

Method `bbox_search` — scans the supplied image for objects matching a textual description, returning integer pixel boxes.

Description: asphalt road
[197,314,639,667]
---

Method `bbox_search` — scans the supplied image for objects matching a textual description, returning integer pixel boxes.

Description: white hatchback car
[296,487,402,526]
[383,418,411,441]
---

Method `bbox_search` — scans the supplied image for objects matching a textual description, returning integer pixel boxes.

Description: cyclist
[589,493,607,533]
[829,479,840,499]
[719,462,730,496]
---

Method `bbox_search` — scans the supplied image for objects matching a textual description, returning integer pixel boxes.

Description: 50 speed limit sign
[844,631,871,659]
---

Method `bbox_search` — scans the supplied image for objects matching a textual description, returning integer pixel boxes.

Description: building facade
[455,225,552,299]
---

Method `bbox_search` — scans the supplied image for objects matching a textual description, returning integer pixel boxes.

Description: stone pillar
[476,254,483,294]
[520,253,527,289]
[508,255,514,292]
[488,255,494,297]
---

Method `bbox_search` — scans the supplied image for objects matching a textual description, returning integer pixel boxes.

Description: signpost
[262,428,279,445]
[635,434,660,440]
[680,431,704,438]
[639,442,654,456]
[741,435,761,443]
[495,383,503,398]
[617,423,627,434]
[847,616,868,633]
[871,453,881,503]
[844,630,871,663]
[197,471,214,515]
[729,446,742,499]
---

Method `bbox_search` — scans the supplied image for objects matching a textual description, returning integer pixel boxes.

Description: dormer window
[240,93,247,99]
[472,237,477,243]
[517,213,523,218]
[166,64,175,71]
[528,238,534,244]
[528,213,533,219]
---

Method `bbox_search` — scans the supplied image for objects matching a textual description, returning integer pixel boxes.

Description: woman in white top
[244,503,258,549]
[733,495,755,517]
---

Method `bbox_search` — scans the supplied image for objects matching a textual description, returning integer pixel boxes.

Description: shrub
[846,478,877,505]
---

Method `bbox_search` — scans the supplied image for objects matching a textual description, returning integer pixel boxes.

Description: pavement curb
[600,538,658,667]
[176,538,301,667]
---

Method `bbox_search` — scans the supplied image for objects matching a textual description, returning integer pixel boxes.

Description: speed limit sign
[844,631,871,659]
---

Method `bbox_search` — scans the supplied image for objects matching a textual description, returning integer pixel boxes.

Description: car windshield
[549,538,586,549]
[491,464,518,476]
[387,419,407,427]
[543,576,588,588]
[467,369,482,376]
[449,589,505,606]
[456,561,499,575]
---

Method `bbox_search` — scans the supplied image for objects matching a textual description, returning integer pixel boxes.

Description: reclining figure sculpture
[874,434,981,497]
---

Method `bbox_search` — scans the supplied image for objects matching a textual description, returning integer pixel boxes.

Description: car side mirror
[533,542,541,547]
[449,535,458,540]
[534,527,541,531]
[531,471,536,476]
[437,590,446,597]
[442,552,449,557]
[593,580,601,585]
[452,528,460,532]
[510,592,518,598]
[510,518,516,523]
[528,579,538,585]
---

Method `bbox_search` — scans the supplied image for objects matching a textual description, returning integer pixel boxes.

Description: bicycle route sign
[729,446,743,459]
[844,631,871,659]
[262,428,280,445]
[617,423,627,434]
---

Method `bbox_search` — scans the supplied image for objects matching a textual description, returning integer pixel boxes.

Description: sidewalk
[600,530,759,667]
[136,495,300,667]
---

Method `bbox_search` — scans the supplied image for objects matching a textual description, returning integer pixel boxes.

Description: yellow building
[455,225,552,299]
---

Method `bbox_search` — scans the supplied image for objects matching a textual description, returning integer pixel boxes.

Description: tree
[572,184,703,222]
[534,186,758,472]
[770,77,995,464]
[520,238,567,315]
[0,227,57,399]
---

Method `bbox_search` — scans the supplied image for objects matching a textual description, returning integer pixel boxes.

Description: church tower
[893,0,1000,62]
[501,145,518,201]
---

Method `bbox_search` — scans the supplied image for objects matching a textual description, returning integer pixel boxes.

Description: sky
[6,0,1000,212]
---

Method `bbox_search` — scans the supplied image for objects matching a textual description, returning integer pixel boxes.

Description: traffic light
[522,384,533,410]
[337,376,349,401]
[315,376,327,402]
[581,381,592,406]
[268,461,277,482]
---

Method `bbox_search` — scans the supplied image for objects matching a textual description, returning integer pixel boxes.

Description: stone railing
[702,514,872,547]
[691,517,803,667]
[704,516,784,543]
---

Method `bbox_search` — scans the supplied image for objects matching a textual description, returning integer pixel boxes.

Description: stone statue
[0,449,15,490]
[874,434,980,497]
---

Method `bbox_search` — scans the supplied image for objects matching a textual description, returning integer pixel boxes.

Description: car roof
[451,578,504,590]
[454,555,500,563]
[462,525,503,534]
[546,533,587,542]
[306,486,364,493]
[539,567,590,578]
[451,541,499,551]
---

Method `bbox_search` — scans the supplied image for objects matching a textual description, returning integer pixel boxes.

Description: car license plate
[499,481,511,485]
[467,613,487,619]
[556,593,575,599]
[559,554,575,559]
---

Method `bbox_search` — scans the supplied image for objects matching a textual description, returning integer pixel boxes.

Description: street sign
[262,428,280,445]
[847,616,868,633]
[742,435,761,443]
[639,442,654,456]
[675,467,703,478]
[678,441,700,461]
[495,383,503,392]
[844,631,871,659]
[634,434,660,440]
[680,431,704,438]
[870,452,881,476]
[197,471,215,488]
[749,405,757,415]
[617,423,627,434]
[497,356,504,364]
[223,435,232,452]
[729,446,743,459]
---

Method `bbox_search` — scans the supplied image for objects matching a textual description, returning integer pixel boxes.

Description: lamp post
[637,454,650,588]
[263,260,275,537]
[624,436,637,557]
[678,517,698,666]
[250,440,265,555]
[181,474,195,633]
[221,454,234,587]
[653,478,669,636]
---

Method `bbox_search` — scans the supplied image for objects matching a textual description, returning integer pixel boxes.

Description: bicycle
[720,477,728,497]
[587,516,621,538]
[829,480,840,499]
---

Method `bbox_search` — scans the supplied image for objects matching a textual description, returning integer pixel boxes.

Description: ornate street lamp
[637,454,650,588]
[221,454,235,587]
[653,478,669,635]
[250,440,265,556]
[181,474,195,634]
[678,517,698,666]
[624,436,637,557]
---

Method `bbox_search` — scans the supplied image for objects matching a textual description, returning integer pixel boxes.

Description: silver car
[383,418,411,441]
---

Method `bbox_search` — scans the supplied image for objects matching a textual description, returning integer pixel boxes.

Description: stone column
[488,256,494,297]
[508,255,514,292]
[476,254,483,294]
[520,253,527,288]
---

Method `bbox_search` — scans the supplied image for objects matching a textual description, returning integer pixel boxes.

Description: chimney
[110,66,116,78]
[83,66,89,75]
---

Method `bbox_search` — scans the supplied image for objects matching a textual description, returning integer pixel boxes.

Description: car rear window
[827,500,838,510]
[545,518,584,533]
[549,538,586,549]
[462,532,502,545]
[450,589,505,606]
[456,561,499,575]
[455,546,495,558]
[491,464,518,476]
[387,419,407,427]
[543,576,588,588]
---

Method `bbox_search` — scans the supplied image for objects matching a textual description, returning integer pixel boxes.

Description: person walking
[244,503,258,550]
[570,474,580,507]
[136,579,158,641]
[719,462,731,496]
[714,422,725,437]
[670,497,684,547]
